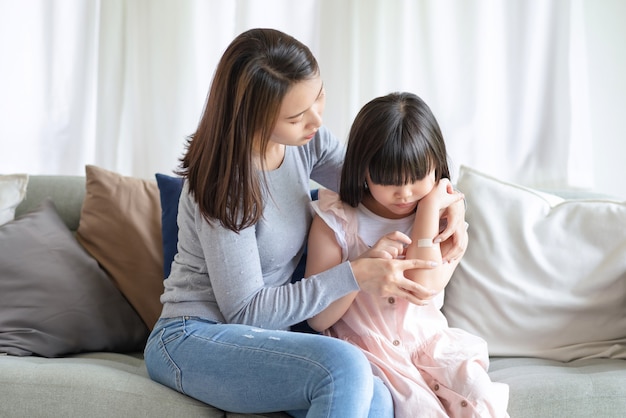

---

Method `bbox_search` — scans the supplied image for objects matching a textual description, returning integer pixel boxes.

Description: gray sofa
[1,169,626,417]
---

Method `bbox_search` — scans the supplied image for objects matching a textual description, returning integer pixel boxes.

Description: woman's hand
[350,256,438,305]
[433,183,468,263]
[353,231,438,303]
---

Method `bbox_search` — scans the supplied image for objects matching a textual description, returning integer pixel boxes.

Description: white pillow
[0,174,28,226]
[444,165,626,362]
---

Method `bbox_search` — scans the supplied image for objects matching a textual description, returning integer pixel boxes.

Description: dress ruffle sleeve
[310,189,359,262]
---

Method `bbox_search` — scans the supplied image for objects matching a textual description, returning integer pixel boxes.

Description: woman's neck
[255,143,285,171]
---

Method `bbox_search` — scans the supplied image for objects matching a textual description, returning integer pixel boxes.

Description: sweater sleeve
[306,126,345,193]
[198,218,359,329]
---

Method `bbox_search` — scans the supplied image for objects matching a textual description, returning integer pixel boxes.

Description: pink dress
[312,189,509,418]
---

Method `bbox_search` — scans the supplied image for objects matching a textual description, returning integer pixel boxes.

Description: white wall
[584,0,626,199]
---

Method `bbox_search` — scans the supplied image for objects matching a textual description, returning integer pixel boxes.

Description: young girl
[144,29,470,417]
[306,92,509,417]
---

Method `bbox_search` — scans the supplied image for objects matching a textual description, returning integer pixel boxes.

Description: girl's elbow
[307,317,329,333]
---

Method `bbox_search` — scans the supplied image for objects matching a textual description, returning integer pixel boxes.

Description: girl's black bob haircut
[340,92,450,207]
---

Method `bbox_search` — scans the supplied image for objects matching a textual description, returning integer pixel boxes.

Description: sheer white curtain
[0,0,603,191]
[318,0,592,189]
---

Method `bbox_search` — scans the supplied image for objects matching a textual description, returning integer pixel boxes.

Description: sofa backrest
[15,175,85,231]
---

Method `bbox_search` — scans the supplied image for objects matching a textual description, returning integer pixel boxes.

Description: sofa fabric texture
[1,166,626,417]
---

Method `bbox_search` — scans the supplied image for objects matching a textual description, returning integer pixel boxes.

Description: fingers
[364,231,412,259]
[365,248,393,260]
[440,226,468,263]
[441,245,463,263]
[404,283,436,303]
[434,199,465,243]
[401,258,439,270]
[353,256,446,306]
[383,230,412,246]
[395,279,436,305]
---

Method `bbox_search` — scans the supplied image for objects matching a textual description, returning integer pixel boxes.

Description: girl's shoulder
[313,189,357,229]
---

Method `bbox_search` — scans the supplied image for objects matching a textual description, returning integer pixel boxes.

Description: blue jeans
[144,317,393,418]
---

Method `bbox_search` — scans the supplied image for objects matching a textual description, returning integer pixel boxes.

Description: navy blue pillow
[155,173,184,278]
[155,178,318,286]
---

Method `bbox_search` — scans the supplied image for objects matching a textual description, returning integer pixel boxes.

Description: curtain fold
[0,0,599,191]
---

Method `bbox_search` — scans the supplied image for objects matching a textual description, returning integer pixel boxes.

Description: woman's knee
[316,338,372,382]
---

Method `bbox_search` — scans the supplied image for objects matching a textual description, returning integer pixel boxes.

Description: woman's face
[271,75,325,146]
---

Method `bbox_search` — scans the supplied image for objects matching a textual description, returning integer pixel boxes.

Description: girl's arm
[305,213,439,332]
[305,215,358,332]
[405,180,466,294]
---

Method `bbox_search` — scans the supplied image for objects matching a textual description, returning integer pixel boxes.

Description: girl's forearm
[404,201,443,291]
[307,291,357,332]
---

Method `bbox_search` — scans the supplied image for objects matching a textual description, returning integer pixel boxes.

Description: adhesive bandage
[417,239,433,248]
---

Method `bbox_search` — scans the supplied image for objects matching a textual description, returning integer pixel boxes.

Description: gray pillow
[0,199,148,357]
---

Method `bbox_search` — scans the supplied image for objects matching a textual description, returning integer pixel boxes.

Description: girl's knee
[370,377,394,418]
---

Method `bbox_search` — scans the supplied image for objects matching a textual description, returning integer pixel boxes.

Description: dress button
[433,384,440,391]
[461,400,468,407]
[388,297,395,304]
[392,340,400,346]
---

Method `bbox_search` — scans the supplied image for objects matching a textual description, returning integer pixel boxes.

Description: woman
[144,28,468,417]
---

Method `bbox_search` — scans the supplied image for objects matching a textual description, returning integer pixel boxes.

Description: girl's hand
[358,230,412,260]
[421,178,464,213]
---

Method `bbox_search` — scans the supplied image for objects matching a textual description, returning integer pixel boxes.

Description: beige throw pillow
[77,165,164,329]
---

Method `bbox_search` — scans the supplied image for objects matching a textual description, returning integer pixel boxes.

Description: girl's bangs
[368,141,434,186]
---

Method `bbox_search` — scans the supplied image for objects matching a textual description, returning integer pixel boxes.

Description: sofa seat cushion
[0,353,293,418]
[489,357,626,418]
[0,352,224,417]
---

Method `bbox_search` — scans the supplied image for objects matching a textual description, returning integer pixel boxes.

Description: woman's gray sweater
[160,127,360,329]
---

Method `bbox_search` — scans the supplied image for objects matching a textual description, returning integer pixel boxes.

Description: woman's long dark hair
[178,28,319,232]
[340,92,450,207]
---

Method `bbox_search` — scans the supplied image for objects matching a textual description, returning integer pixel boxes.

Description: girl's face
[364,170,436,219]
[271,75,325,146]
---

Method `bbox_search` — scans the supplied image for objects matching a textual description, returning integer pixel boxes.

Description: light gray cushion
[0,199,148,357]
[489,357,626,418]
